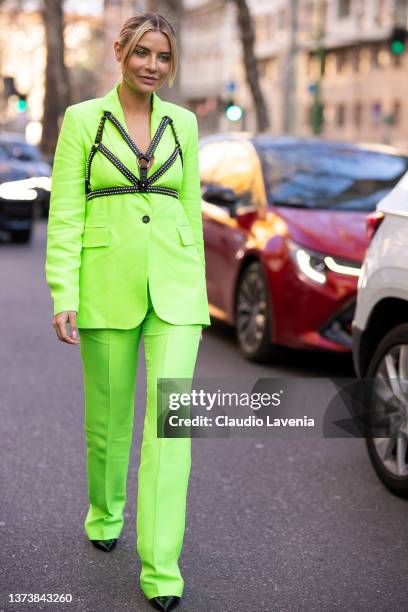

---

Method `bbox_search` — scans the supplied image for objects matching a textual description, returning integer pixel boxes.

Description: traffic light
[224,99,243,122]
[17,94,27,112]
[389,27,407,55]
[3,77,28,111]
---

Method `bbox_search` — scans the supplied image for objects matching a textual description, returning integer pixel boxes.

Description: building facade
[181,0,240,133]
[298,0,408,147]
[182,0,408,148]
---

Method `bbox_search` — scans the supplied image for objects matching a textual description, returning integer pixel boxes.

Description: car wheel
[366,323,408,498]
[10,229,31,243]
[235,260,277,363]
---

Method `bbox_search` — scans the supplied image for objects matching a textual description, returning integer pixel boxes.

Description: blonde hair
[117,12,178,87]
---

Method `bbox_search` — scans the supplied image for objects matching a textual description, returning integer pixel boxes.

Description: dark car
[0,161,39,242]
[199,134,408,362]
[0,132,51,217]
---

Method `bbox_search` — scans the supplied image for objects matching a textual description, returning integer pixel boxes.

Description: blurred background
[4,4,408,610]
[2,0,408,154]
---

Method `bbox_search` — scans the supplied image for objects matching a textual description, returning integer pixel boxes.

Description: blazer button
[142,215,150,223]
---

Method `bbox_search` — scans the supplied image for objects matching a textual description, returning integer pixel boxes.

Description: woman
[45,12,211,612]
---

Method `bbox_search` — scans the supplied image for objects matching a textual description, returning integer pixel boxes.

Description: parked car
[0,162,39,242]
[199,135,408,362]
[0,132,51,217]
[352,169,408,498]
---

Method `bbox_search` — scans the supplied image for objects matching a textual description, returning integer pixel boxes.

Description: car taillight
[366,210,385,244]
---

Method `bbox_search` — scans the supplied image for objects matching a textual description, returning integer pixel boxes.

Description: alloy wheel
[236,264,268,356]
[370,344,408,477]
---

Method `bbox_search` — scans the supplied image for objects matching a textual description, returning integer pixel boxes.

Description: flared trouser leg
[78,281,202,598]
[137,319,201,599]
[79,325,142,540]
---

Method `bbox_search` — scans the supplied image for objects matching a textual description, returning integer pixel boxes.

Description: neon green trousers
[78,280,202,598]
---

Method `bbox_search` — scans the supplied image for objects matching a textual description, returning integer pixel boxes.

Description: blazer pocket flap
[177,224,195,246]
[82,226,110,247]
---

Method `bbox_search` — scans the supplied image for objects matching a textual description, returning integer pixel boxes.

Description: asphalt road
[2,220,408,612]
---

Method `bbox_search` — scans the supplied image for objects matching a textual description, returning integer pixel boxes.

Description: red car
[199,135,408,362]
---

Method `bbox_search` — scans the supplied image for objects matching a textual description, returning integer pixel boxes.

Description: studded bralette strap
[85,110,184,199]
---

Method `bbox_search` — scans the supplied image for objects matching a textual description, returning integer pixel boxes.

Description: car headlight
[287,239,361,285]
[0,176,51,200]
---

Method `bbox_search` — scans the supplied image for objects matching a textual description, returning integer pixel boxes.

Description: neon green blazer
[45,82,211,329]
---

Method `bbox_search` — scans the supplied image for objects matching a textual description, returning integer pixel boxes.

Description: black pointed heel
[148,595,180,611]
[90,538,118,552]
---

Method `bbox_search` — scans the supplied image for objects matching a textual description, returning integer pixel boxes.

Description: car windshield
[0,139,41,161]
[256,142,408,211]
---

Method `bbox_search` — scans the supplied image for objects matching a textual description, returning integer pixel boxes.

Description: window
[354,102,362,127]
[199,139,262,208]
[255,142,408,211]
[378,46,391,67]
[338,0,351,18]
[336,104,345,127]
[391,101,401,126]
[371,101,382,125]
[371,45,388,69]
[0,144,9,161]
[371,46,380,69]
[0,139,41,161]
[351,47,360,72]
[336,51,347,73]
[359,47,371,72]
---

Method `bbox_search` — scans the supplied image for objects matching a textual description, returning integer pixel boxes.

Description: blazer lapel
[100,82,164,179]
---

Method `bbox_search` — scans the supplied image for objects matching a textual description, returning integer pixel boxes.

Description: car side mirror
[201,184,239,217]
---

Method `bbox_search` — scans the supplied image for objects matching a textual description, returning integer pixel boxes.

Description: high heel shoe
[90,538,118,552]
[148,595,180,611]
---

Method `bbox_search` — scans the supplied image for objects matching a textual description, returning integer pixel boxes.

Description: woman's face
[115,30,172,93]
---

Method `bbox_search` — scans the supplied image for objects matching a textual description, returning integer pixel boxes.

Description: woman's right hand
[52,310,80,345]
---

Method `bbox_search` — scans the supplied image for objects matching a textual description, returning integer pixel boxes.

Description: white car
[352,169,408,498]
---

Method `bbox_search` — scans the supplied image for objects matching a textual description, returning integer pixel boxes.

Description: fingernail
[72,330,77,338]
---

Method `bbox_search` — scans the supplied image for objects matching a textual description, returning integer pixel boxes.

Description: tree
[41,0,71,156]
[231,0,269,132]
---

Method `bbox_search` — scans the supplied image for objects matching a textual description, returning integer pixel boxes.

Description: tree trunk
[232,0,269,132]
[41,0,70,156]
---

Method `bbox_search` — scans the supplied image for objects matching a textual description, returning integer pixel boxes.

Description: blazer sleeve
[45,106,86,315]
[178,113,206,269]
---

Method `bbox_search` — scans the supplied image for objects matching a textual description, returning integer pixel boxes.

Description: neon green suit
[45,82,210,329]
[45,83,211,598]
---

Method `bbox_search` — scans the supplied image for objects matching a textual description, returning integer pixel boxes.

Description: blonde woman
[45,12,210,611]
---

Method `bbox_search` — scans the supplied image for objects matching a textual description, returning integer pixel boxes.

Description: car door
[199,138,266,319]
